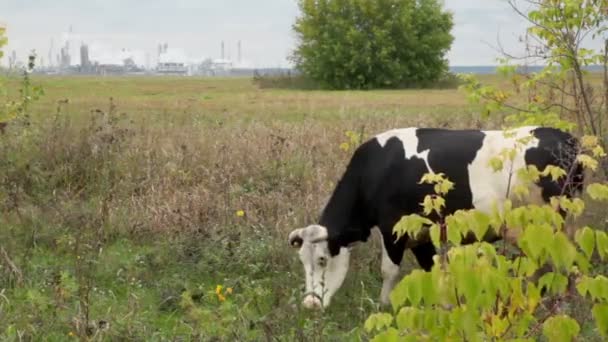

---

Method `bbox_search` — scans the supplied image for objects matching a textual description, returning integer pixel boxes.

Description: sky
[0,0,604,68]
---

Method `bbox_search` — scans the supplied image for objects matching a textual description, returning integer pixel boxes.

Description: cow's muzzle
[302,292,323,310]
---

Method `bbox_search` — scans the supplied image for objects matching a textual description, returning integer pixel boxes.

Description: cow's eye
[318,256,327,267]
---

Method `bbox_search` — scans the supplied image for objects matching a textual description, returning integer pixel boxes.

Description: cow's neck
[318,170,372,256]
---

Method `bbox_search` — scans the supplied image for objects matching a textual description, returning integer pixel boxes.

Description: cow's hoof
[302,295,323,310]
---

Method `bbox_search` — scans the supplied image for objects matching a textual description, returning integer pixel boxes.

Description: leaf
[389,270,426,310]
[538,272,568,295]
[543,315,580,342]
[447,220,462,245]
[436,178,454,195]
[396,307,420,330]
[592,145,606,158]
[575,226,595,259]
[471,210,491,241]
[588,276,608,301]
[429,224,441,248]
[488,157,504,172]
[596,231,608,260]
[365,313,394,332]
[393,214,433,239]
[371,327,400,342]
[527,282,541,313]
[550,232,577,271]
[577,154,598,171]
[541,165,567,181]
[577,276,592,297]
[593,304,608,338]
[587,183,608,201]
[581,135,600,149]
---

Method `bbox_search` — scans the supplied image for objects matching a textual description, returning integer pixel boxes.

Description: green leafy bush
[291,0,454,89]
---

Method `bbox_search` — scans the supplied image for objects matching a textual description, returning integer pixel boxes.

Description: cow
[288,126,584,310]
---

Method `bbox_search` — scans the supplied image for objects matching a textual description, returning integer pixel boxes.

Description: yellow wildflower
[215,285,223,295]
[218,294,226,302]
[339,142,349,152]
[226,287,233,294]
[236,210,245,217]
[68,331,75,337]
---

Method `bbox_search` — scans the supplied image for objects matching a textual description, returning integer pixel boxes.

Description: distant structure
[48,38,54,68]
[59,45,71,69]
[8,50,17,69]
[80,43,91,72]
[156,43,188,75]
[29,36,292,78]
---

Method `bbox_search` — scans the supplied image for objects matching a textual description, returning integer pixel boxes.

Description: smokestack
[49,38,54,68]
[237,40,241,64]
[221,40,225,60]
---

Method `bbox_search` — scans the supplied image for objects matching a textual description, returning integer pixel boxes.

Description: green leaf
[471,210,490,241]
[587,183,608,201]
[596,231,608,260]
[588,276,608,301]
[488,157,504,172]
[577,154,598,171]
[541,165,567,181]
[371,327,400,342]
[393,214,433,239]
[593,304,608,338]
[543,315,580,342]
[447,220,462,245]
[575,226,595,259]
[577,276,592,297]
[365,313,394,332]
[430,223,441,248]
[538,272,568,295]
[396,307,420,331]
[549,232,577,271]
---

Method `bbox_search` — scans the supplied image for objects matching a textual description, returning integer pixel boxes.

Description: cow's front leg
[380,243,401,305]
[379,231,406,306]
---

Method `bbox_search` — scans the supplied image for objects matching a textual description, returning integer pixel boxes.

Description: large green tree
[291,0,454,89]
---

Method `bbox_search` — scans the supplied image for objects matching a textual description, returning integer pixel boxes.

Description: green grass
[0,74,606,341]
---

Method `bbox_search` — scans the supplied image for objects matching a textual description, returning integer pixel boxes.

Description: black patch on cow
[416,128,486,215]
[525,127,584,201]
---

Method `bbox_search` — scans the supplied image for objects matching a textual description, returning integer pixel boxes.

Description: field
[0,75,604,341]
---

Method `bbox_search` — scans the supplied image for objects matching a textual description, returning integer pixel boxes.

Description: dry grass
[17,75,499,241]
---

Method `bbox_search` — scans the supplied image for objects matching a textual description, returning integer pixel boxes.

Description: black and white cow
[288,126,584,309]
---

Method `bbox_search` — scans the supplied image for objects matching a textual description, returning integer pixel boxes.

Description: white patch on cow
[375,128,434,173]
[290,225,350,309]
[468,126,540,215]
[379,234,400,305]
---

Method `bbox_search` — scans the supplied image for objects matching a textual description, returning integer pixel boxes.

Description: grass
[0,74,605,341]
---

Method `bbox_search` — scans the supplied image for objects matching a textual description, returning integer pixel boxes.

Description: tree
[290,0,454,90]
[0,26,7,60]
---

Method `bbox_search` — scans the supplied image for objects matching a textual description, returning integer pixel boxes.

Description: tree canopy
[291,0,454,89]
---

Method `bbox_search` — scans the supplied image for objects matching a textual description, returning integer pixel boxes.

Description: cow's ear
[289,228,304,248]
[289,225,329,248]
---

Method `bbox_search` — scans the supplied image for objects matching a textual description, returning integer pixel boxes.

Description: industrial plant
[3,27,288,77]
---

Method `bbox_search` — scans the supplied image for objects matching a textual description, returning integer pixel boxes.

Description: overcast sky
[0,0,603,68]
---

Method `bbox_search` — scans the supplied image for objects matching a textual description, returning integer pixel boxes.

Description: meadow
[0,75,604,341]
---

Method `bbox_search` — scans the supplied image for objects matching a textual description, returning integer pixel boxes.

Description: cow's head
[289,225,350,309]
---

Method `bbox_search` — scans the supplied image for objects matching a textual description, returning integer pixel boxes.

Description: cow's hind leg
[411,242,436,271]
[379,232,406,305]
